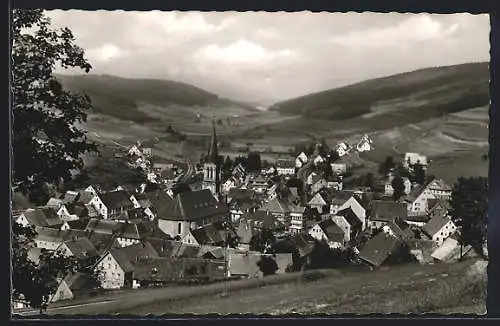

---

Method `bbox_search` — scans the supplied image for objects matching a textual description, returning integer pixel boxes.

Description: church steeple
[203,119,221,199]
[207,119,219,164]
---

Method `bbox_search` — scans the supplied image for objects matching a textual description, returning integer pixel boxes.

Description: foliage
[306,241,353,270]
[378,156,395,176]
[257,255,278,276]
[12,9,98,205]
[249,229,276,253]
[11,224,79,313]
[409,162,426,185]
[172,183,191,196]
[391,175,406,201]
[247,152,262,173]
[448,177,488,256]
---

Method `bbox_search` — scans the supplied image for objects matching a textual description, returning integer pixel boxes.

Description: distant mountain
[56,74,257,123]
[270,62,489,120]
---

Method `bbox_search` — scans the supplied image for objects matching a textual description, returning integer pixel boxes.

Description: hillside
[56,74,257,123]
[270,62,489,121]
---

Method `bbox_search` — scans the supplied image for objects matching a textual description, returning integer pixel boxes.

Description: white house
[405,177,451,214]
[288,206,306,235]
[313,155,325,166]
[89,191,135,219]
[57,203,89,221]
[422,215,457,246]
[276,159,295,176]
[308,218,345,249]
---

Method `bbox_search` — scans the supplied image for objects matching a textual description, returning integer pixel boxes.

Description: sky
[47,10,490,105]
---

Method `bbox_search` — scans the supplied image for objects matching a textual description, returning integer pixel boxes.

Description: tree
[448,177,488,257]
[257,255,278,276]
[249,229,276,253]
[247,152,262,173]
[391,176,406,201]
[172,183,191,196]
[378,156,395,176]
[409,162,426,185]
[11,224,79,313]
[12,9,98,205]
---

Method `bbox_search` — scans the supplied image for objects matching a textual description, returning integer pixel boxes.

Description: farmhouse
[308,218,345,249]
[367,200,407,231]
[95,241,159,289]
[422,214,457,246]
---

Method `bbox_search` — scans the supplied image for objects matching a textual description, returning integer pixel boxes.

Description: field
[25,258,486,316]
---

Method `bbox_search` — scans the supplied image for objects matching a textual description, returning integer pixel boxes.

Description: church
[202,120,222,199]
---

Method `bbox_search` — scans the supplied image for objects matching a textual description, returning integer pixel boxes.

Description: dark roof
[120,222,152,240]
[85,218,124,235]
[132,257,207,282]
[337,207,362,228]
[86,232,117,254]
[98,191,134,210]
[190,222,236,246]
[228,188,256,201]
[358,232,402,267]
[422,214,453,237]
[289,232,316,257]
[62,191,80,204]
[405,212,430,223]
[63,203,89,218]
[116,208,147,221]
[318,219,345,243]
[35,227,85,243]
[144,238,180,258]
[62,237,99,259]
[77,191,95,205]
[370,200,407,222]
[108,242,159,273]
[158,189,228,222]
[427,198,451,213]
[21,208,62,227]
[242,211,284,231]
[385,219,414,241]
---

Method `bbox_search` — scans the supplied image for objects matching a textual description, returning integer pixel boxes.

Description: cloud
[194,39,295,63]
[330,15,459,49]
[86,43,128,62]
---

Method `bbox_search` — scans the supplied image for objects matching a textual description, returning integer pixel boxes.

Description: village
[11,119,484,311]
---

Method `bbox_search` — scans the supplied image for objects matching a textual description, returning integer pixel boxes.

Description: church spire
[208,119,219,164]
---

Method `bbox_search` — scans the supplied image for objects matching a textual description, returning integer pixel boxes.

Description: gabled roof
[337,207,362,228]
[190,222,236,246]
[62,237,99,259]
[98,191,134,210]
[120,222,152,240]
[35,226,85,243]
[116,208,147,221]
[62,272,91,291]
[242,211,283,231]
[46,198,63,208]
[385,219,414,241]
[63,203,89,218]
[422,214,453,237]
[77,191,95,205]
[228,188,256,201]
[107,242,159,273]
[158,189,228,222]
[86,232,117,254]
[62,191,80,204]
[318,219,344,243]
[427,198,451,213]
[358,232,402,267]
[370,200,407,222]
[261,197,292,214]
[21,208,63,227]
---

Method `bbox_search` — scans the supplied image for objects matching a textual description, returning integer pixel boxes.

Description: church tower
[202,120,221,199]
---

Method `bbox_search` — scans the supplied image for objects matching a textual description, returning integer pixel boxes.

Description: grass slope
[56,74,256,123]
[270,62,489,121]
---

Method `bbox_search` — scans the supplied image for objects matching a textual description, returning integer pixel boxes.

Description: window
[178,223,182,235]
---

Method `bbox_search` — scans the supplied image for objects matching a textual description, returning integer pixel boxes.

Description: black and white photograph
[10,9,490,316]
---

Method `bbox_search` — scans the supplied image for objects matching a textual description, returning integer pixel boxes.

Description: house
[405,177,451,214]
[116,222,153,247]
[156,189,229,239]
[46,197,63,209]
[51,272,92,303]
[332,207,363,242]
[16,207,63,228]
[249,175,270,194]
[427,198,451,219]
[228,252,263,278]
[381,218,415,242]
[404,212,430,228]
[358,232,403,268]
[308,218,345,249]
[57,237,99,261]
[295,152,308,169]
[276,159,296,176]
[222,178,236,194]
[60,218,90,231]
[326,175,343,191]
[310,174,328,194]
[367,200,407,231]
[89,190,136,219]
[153,162,174,172]
[384,175,412,197]
[330,162,347,175]
[132,257,226,287]
[329,191,358,215]
[84,185,102,197]
[337,195,367,230]
[34,227,85,251]
[407,239,437,265]
[260,196,294,225]
[182,222,236,247]
[241,211,284,232]
[403,152,428,169]
[289,205,306,235]
[61,190,81,204]
[57,203,89,221]
[94,241,159,289]
[85,218,124,235]
[313,154,325,166]
[232,163,247,180]
[236,219,256,251]
[422,214,457,246]
[128,145,142,157]
[430,235,475,263]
